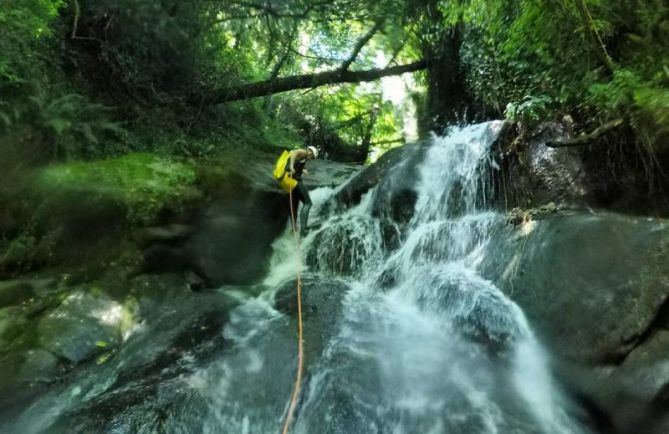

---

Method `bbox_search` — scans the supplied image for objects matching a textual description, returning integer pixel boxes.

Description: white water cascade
[198,122,590,433]
[5,122,593,434]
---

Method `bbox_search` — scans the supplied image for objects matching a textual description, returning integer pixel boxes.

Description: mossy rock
[196,147,278,197]
[35,153,198,225]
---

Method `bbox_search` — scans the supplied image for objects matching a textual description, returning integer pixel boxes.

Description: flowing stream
[6,122,592,434]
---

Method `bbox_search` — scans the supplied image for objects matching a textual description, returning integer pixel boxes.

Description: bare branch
[204,60,427,104]
[546,118,625,148]
[71,0,81,39]
[574,0,615,74]
[371,138,404,146]
[386,40,407,67]
[340,20,384,71]
[288,47,341,62]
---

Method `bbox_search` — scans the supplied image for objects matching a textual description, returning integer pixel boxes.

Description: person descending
[289,145,318,235]
[273,145,319,236]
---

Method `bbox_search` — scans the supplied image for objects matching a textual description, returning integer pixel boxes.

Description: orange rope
[281,182,305,434]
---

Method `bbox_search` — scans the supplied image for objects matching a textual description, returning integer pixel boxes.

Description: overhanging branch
[546,118,625,148]
[340,20,384,72]
[204,60,427,104]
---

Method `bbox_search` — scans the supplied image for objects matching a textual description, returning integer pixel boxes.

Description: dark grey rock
[37,291,123,363]
[526,145,585,205]
[18,348,61,382]
[480,211,669,433]
[135,224,195,246]
[138,155,361,287]
[483,212,669,364]
[274,276,350,356]
[611,330,669,403]
[0,306,23,347]
[0,281,35,308]
[493,120,669,216]
[492,121,587,211]
[188,190,288,285]
[567,330,669,433]
[336,143,427,209]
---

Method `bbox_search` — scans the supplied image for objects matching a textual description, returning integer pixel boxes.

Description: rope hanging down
[281,187,305,434]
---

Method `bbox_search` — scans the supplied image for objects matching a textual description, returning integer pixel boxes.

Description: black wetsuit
[288,157,312,234]
[291,159,311,203]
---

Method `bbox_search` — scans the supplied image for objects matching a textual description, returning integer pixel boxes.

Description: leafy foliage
[438,0,669,131]
[0,0,63,82]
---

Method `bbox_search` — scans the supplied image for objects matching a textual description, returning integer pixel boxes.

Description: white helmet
[307,146,319,159]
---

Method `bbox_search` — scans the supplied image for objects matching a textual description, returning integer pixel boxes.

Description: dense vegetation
[0,0,667,272]
[2,1,667,158]
[442,1,669,135]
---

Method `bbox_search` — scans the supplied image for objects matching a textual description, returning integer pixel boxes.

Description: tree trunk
[203,60,427,104]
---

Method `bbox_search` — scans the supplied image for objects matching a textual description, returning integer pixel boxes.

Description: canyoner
[273,146,319,236]
[272,145,319,434]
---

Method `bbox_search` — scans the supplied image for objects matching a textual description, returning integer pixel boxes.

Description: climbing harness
[280,188,305,434]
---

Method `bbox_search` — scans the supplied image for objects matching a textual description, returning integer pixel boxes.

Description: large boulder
[274,276,351,359]
[137,153,362,287]
[493,120,669,216]
[484,212,669,363]
[336,143,426,212]
[492,122,587,210]
[37,290,126,364]
[481,211,669,432]
[0,280,35,308]
[18,287,239,434]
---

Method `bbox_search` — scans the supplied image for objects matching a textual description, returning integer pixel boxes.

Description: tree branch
[223,0,328,19]
[340,20,384,71]
[574,0,615,74]
[286,47,340,62]
[71,0,81,39]
[371,138,404,146]
[546,118,624,148]
[268,23,300,79]
[204,60,427,104]
[386,40,407,67]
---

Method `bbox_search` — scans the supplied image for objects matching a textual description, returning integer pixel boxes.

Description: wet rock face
[274,277,350,357]
[31,288,237,434]
[480,211,669,432]
[0,279,130,422]
[0,281,35,308]
[492,122,588,210]
[189,190,289,285]
[137,157,362,287]
[136,190,289,287]
[336,143,427,210]
[484,212,669,363]
[492,121,669,216]
[37,291,124,364]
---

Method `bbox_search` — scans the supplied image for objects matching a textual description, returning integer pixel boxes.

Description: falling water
[5,122,591,434]
[287,121,586,434]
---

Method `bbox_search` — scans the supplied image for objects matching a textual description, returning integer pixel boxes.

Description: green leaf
[626,33,644,44]
[0,111,10,127]
[96,352,112,365]
[81,123,98,144]
[95,340,108,348]
[47,118,71,135]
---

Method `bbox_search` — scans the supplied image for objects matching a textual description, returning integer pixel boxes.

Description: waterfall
[6,122,592,434]
[195,121,588,433]
[287,121,587,434]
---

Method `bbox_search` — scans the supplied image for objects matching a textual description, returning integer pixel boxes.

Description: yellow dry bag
[273,150,298,193]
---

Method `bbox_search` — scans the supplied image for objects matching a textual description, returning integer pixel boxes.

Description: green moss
[36,153,197,224]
